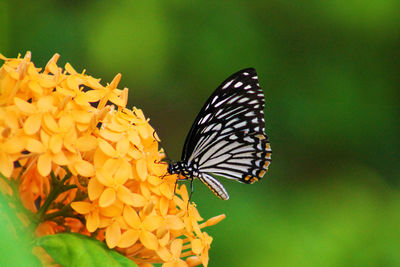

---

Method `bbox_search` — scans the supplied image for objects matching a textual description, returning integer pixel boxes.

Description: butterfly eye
[168,68,271,200]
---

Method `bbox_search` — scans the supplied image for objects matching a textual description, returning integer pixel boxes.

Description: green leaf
[36,233,138,267]
[0,183,41,267]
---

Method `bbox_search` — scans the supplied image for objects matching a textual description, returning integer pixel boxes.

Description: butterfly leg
[173,179,178,197]
[187,177,194,210]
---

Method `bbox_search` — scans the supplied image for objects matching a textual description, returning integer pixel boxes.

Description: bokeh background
[1,1,400,266]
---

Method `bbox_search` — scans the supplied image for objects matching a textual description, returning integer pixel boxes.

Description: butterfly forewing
[181,68,271,187]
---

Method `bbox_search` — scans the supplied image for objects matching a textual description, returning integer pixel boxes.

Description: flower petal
[75,160,95,177]
[191,239,202,255]
[158,230,170,247]
[171,239,183,257]
[116,186,135,205]
[99,187,116,207]
[114,159,132,185]
[159,197,169,216]
[26,138,45,153]
[166,215,184,231]
[23,114,42,135]
[59,114,74,132]
[105,221,121,249]
[37,152,52,176]
[100,128,122,142]
[136,158,147,181]
[100,202,123,217]
[140,231,158,250]
[88,177,104,201]
[142,215,163,232]
[118,229,139,248]
[116,137,129,156]
[43,113,59,133]
[96,170,113,187]
[86,210,100,232]
[14,97,36,114]
[186,256,202,267]
[71,201,92,214]
[156,246,172,262]
[160,183,173,199]
[103,158,120,175]
[52,151,68,165]
[76,135,98,152]
[98,138,116,157]
[123,205,141,229]
[0,152,13,177]
[3,137,26,154]
[49,134,62,154]
[137,124,149,140]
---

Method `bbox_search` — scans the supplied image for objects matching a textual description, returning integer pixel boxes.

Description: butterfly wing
[181,68,271,184]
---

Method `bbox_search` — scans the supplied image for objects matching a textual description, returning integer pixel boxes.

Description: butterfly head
[167,162,180,175]
[167,162,195,180]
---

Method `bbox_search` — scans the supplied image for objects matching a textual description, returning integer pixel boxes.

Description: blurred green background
[1,0,400,266]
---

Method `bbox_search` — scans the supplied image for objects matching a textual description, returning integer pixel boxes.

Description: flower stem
[36,170,76,221]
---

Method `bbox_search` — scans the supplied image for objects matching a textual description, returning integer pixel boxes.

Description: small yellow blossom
[0,52,225,266]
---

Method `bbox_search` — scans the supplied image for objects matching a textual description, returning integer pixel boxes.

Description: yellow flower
[0,52,225,267]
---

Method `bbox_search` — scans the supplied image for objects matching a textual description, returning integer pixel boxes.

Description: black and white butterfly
[167,68,271,200]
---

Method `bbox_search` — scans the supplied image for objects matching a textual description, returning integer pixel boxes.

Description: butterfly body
[167,162,200,179]
[168,68,271,200]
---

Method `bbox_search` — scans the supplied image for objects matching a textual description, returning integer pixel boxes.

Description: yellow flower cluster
[0,52,225,267]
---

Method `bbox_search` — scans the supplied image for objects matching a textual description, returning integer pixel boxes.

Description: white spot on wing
[222,79,233,89]
[245,111,255,117]
[211,95,218,104]
[213,123,222,131]
[228,96,240,104]
[238,97,249,103]
[214,98,229,107]
[221,127,234,135]
[234,121,246,129]
[234,82,243,88]
[201,113,211,123]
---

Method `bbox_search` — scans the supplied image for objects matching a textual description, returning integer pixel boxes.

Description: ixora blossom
[0,52,225,267]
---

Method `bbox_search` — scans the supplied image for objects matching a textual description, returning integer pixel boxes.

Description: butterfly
[167,68,271,200]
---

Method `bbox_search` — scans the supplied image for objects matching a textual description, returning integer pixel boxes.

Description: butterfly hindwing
[198,132,271,184]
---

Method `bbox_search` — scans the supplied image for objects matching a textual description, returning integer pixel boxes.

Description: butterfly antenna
[152,130,160,142]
